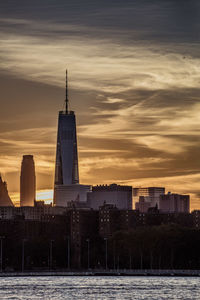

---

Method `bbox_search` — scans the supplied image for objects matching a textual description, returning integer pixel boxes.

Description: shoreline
[0,270,200,277]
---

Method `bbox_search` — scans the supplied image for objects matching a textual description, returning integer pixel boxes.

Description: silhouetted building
[20,155,36,206]
[0,206,14,219]
[15,206,67,220]
[191,210,200,229]
[99,204,146,238]
[119,209,142,230]
[54,71,90,207]
[146,211,193,227]
[159,193,190,213]
[99,204,120,238]
[0,175,14,207]
[0,205,68,221]
[54,184,91,207]
[134,187,165,211]
[135,196,151,213]
[54,111,79,186]
[70,208,99,268]
[87,184,132,210]
[67,199,90,209]
[0,216,70,270]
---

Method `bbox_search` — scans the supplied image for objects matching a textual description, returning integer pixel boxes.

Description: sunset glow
[0,1,200,210]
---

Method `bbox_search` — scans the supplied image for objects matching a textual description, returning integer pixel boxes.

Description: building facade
[87,184,132,210]
[0,175,13,207]
[191,210,200,229]
[54,71,90,207]
[134,187,165,211]
[54,110,79,186]
[20,155,36,206]
[159,193,190,213]
[54,184,91,207]
[135,196,152,213]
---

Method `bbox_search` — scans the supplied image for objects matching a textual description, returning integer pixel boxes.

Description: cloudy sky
[0,0,200,209]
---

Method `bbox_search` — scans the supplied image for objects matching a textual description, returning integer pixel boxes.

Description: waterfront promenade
[0,269,199,277]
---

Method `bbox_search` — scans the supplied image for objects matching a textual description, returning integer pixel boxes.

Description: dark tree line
[80,225,200,270]
[107,225,200,270]
[1,225,200,271]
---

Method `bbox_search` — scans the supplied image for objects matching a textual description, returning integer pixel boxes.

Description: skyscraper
[0,175,14,206]
[54,71,79,185]
[54,71,90,207]
[20,155,36,206]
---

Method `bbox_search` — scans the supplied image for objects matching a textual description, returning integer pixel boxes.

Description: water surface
[0,276,199,299]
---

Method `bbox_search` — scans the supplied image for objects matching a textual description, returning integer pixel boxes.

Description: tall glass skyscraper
[54,110,79,185]
[54,71,90,207]
[20,155,36,206]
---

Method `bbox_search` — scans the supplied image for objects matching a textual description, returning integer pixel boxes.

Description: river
[0,276,199,299]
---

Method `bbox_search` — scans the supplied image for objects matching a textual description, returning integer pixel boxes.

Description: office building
[20,155,36,206]
[135,196,152,213]
[191,210,200,229]
[159,192,190,213]
[134,187,165,211]
[54,184,91,207]
[54,71,90,207]
[87,183,132,210]
[0,175,14,207]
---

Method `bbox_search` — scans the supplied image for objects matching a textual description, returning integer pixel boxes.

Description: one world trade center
[54,71,90,206]
[54,71,79,186]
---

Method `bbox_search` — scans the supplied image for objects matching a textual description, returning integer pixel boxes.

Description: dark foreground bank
[0,269,200,277]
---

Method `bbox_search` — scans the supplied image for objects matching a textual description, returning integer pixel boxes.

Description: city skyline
[0,1,200,210]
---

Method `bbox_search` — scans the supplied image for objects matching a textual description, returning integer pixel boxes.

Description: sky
[0,0,200,210]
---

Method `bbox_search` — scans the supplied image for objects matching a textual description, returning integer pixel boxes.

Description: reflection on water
[0,276,199,299]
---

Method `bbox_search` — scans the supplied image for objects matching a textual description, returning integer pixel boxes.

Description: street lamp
[22,238,27,272]
[86,238,90,270]
[129,250,132,270]
[104,238,108,270]
[64,236,70,270]
[113,241,116,270]
[0,236,5,272]
[49,240,54,270]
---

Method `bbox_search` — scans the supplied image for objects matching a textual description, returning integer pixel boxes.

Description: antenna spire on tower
[65,69,68,113]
